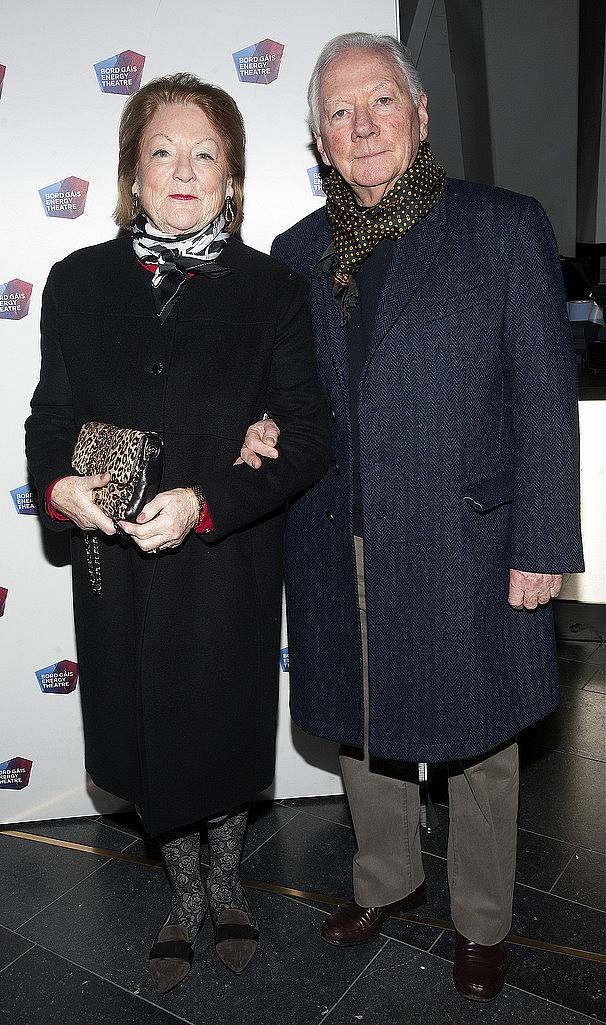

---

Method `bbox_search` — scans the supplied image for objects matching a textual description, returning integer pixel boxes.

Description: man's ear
[417,93,429,141]
[315,133,332,169]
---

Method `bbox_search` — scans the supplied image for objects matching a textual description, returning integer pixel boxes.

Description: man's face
[315,48,429,207]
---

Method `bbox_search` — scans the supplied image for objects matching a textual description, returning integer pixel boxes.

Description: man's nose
[352,108,378,140]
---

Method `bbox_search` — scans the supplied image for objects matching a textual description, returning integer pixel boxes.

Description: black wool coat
[25,234,331,836]
[272,179,584,764]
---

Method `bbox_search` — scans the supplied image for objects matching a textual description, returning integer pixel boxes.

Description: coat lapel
[310,274,348,394]
[365,194,448,372]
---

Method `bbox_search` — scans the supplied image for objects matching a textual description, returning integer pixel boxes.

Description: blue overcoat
[272,178,584,763]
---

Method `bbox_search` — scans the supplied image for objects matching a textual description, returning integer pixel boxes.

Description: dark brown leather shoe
[453,931,506,1001]
[320,882,426,946]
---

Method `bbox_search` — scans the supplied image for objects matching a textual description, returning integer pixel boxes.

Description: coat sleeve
[193,272,332,541]
[503,198,584,574]
[25,266,77,531]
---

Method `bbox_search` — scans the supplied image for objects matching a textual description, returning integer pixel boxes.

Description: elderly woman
[25,73,330,991]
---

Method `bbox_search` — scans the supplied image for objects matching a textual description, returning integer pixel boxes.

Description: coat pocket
[422,276,486,324]
[462,468,515,512]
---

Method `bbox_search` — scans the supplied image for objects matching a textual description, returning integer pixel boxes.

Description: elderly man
[246,31,583,1001]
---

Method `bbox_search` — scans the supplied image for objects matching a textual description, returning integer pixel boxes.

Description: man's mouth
[354,151,387,160]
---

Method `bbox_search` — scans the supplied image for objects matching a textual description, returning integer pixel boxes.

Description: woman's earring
[224,195,235,225]
[131,193,140,220]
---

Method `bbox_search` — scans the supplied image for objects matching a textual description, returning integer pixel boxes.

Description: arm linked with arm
[193,274,332,541]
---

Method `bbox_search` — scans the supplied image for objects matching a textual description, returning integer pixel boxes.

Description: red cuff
[45,477,70,521]
[194,501,214,534]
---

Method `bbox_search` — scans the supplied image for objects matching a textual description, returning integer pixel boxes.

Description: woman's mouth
[169,194,197,200]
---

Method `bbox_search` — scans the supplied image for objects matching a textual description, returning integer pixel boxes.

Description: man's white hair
[307,32,424,134]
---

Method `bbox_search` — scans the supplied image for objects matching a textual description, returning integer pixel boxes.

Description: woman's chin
[162,217,206,234]
[152,204,212,235]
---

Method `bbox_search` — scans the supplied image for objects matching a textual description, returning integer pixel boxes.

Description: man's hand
[235,418,280,469]
[118,488,199,552]
[508,569,562,609]
[51,473,116,535]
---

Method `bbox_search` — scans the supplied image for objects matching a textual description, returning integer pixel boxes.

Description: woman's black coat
[25,234,331,836]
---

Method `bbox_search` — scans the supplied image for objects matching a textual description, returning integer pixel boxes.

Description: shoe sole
[321,893,427,947]
[453,973,506,1002]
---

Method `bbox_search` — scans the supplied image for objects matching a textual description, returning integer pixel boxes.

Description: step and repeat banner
[0,0,399,823]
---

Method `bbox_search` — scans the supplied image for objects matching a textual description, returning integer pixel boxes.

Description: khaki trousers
[339,536,519,946]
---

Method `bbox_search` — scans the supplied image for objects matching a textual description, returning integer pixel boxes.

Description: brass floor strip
[3,828,605,965]
[0,830,160,867]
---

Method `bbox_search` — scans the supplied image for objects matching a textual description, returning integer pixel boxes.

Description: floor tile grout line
[514,826,605,857]
[548,848,580,894]
[6,824,606,922]
[414,844,606,910]
[318,938,391,1025]
[266,807,356,834]
[5,937,197,1025]
[6,927,597,1025]
[13,856,115,931]
[0,942,35,976]
[516,878,606,914]
[527,746,606,765]
[257,889,606,963]
[6,807,605,856]
[91,818,145,841]
[241,807,306,864]
[426,928,444,952]
[501,980,601,1023]
[582,664,602,685]
[6,881,604,1021]
[387,937,601,1023]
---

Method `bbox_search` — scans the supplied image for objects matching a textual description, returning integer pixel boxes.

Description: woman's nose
[173,158,195,181]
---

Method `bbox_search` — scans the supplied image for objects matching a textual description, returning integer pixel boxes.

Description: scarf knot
[316,141,446,323]
[132,212,232,323]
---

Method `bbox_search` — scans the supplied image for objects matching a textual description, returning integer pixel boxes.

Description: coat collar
[367,191,447,367]
[112,231,247,322]
[310,187,449,380]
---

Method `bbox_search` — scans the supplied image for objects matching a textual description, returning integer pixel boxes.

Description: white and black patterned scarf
[131,211,231,323]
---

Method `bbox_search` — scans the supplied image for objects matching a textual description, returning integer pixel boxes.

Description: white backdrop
[0,0,399,824]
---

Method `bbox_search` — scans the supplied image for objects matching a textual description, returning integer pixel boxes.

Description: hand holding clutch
[51,473,116,535]
[118,488,200,552]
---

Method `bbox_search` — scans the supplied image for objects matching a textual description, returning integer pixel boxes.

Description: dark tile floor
[0,640,604,1025]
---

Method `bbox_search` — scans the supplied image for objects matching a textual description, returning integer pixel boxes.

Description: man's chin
[350,162,399,191]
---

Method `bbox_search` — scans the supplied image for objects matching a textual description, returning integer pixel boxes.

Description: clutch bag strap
[84,533,102,596]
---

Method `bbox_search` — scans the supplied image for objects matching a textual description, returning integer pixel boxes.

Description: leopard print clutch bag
[72,421,163,522]
[71,422,163,594]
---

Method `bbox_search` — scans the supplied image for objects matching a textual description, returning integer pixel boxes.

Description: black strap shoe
[149,918,201,995]
[213,908,259,974]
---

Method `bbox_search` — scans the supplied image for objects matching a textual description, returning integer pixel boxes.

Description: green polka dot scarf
[316,140,446,323]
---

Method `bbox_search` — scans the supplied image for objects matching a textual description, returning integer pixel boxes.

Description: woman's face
[134,102,232,234]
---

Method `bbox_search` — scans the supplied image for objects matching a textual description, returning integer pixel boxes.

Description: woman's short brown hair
[114,72,245,232]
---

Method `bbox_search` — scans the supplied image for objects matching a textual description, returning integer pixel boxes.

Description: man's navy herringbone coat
[272,179,584,763]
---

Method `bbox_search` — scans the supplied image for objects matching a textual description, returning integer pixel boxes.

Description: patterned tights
[158,804,253,938]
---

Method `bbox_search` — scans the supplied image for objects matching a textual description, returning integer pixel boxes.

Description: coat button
[149,362,164,375]
[329,407,337,422]
[332,461,341,475]
[325,510,335,524]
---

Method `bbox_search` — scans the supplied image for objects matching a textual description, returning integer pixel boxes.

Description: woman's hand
[51,473,116,534]
[118,488,199,552]
[234,418,280,469]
